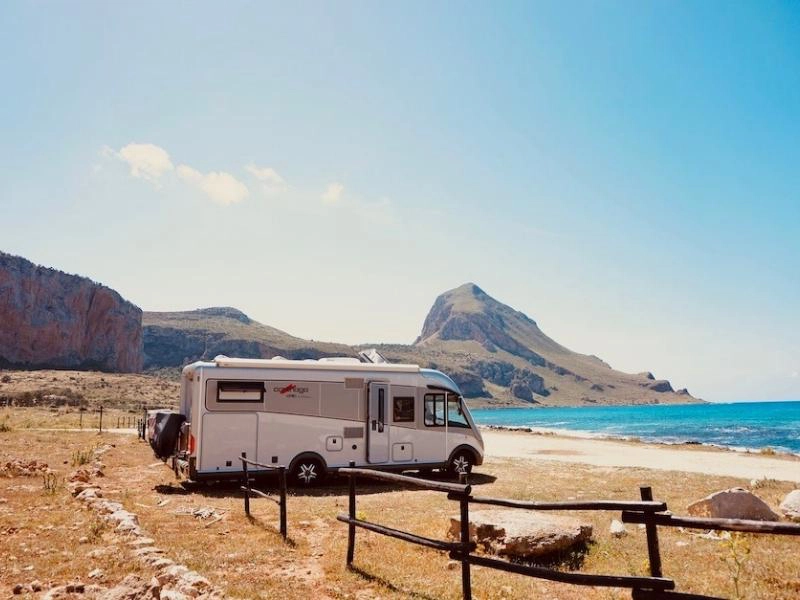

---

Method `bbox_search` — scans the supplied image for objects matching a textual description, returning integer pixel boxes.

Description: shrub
[71,445,96,466]
[42,471,62,495]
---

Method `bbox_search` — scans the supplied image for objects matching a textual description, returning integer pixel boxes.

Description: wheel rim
[452,455,471,475]
[297,462,318,484]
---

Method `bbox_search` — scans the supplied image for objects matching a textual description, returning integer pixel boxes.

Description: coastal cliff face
[0,252,143,372]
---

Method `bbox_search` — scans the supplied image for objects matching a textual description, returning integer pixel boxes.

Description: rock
[77,488,102,501]
[646,380,674,393]
[609,519,627,537]
[688,488,780,521]
[156,565,189,586]
[1,459,49,477]
[12,583,26,595]
[779,490,800,522]
[445,560,459,571]
[448,509,592,559]
[0,251,143,372]
[69,469,92,483]
[97,574,159,600]
[88,568,104,579]
[159,591,190,600]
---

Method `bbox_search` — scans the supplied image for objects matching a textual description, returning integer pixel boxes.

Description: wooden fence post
[242,452,250,517]
[279,465,288,539]
[347,461,356,566]
[459,472,472,600]
[640,487,663,578]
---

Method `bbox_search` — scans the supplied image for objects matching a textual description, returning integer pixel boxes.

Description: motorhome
[149,354,484,485]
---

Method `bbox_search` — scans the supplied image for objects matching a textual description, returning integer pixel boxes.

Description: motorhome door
[367,382,390,463]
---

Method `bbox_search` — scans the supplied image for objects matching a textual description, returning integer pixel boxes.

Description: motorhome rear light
[188,434,196,454]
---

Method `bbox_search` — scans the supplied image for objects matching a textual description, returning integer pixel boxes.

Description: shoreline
[480,427,800,482]
[479,423,800,459]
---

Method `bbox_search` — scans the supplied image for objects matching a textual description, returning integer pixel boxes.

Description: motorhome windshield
[447,393,470,428]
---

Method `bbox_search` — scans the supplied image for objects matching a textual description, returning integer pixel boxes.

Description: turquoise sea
[470,401,800,454]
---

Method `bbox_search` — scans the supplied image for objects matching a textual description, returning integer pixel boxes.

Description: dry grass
[0,369,179,431]
[2,428,799,599]
[0,369,179,411]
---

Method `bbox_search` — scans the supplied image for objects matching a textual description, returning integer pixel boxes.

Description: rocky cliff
[0,252,143,372]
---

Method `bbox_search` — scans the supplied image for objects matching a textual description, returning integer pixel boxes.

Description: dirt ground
[2,423,799,600]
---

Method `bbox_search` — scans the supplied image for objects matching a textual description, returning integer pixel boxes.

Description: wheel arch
[447,444,479,467]
[288,451,328,474]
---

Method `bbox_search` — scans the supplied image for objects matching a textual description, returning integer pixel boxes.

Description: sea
[470,401,800,455]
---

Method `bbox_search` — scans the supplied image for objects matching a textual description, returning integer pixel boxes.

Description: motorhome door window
[378,387,385,432]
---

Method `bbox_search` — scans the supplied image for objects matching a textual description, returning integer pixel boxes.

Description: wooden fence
[239,453,288,539]
[336,464,800,600]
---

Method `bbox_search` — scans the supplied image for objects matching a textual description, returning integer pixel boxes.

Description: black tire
[290,456,326,487]
[448,450,475,478]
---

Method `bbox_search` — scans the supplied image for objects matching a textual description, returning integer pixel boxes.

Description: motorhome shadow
[147,354,485,487]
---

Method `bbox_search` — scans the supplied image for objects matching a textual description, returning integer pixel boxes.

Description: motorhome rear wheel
[290,455,326,487]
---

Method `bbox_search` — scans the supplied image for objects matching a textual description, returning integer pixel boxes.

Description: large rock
[779,490,800,522]
[0,252,142,372]
[448,509,592,560]
[687,488,780,521]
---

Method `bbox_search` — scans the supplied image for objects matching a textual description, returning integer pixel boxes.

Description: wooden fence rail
[239,453,288,539]
[336,468,800,600]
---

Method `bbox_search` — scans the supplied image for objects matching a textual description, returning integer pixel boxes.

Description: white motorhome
[154,354,484,485]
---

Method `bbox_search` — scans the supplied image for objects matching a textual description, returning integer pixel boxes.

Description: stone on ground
[687,487,780,521]
[779,490,800,522]
[448,508,592,560]
[609,519,627,537]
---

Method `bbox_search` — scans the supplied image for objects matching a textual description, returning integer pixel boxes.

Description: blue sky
[1,2,798,401]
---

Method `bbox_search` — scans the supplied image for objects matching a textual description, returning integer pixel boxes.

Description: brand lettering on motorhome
[275,383,310,395]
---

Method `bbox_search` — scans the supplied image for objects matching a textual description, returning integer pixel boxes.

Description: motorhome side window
[424,393,446,426]
[393,396,414,422]
[216,381,264,403]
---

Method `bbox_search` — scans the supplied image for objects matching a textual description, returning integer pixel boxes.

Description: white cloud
[245,163,287,193]
[114,143,174,184]
[177,165,249,206]
[791,371,799,378]
[321,182,345,205]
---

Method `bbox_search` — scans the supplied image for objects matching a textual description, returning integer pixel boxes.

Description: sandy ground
[482,429,800,482]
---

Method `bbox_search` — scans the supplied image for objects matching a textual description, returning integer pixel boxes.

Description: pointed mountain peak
[415,284,548,363]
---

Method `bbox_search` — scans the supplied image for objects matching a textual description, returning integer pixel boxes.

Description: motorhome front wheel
[449,450,475,477]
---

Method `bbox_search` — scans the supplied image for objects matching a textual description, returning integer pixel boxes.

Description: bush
[42,471,62,495]
[71,445,96,466]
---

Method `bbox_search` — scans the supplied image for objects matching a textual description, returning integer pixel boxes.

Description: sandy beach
[482,428,800,482]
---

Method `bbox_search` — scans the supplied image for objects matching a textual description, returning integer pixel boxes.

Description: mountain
[0,252,143,372]
[143,307,352,369]
[143,283,700,407]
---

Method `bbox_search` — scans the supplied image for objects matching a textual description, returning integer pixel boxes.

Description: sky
[1,2,798,402]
